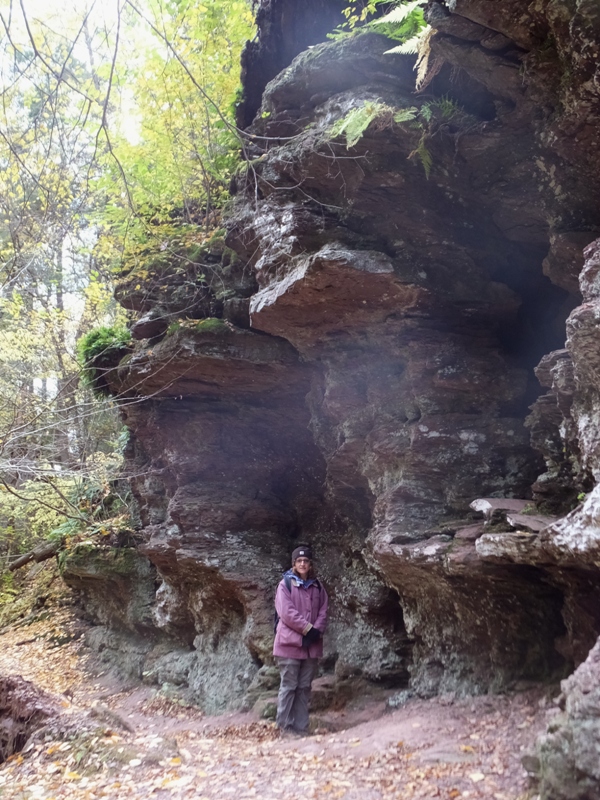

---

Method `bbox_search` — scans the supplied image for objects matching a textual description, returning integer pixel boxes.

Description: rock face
[0,676,58,762]
[71,0,600,779]
[537,638,600,800]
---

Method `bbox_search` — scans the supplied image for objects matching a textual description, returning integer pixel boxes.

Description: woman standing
[273,545,328,735]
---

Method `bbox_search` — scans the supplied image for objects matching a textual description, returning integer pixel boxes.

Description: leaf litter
[0,590,552,800]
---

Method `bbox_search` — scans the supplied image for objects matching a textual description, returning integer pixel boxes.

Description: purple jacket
[273,575,328,659]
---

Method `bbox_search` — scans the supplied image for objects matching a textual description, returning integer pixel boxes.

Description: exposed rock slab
[470,498,531,520]
[506,512,558,533]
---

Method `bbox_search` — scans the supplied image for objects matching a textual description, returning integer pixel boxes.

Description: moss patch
[166,317,229,336]
[194,317,229,333]
[58,544,141,580]
[77,326,132,396]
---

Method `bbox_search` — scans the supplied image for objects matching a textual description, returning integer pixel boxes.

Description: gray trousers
[276,657,318,732]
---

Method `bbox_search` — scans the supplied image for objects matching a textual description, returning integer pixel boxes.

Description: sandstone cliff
[61,2,600,796]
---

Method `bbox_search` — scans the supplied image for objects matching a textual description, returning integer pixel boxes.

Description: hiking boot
[279,727,307,738]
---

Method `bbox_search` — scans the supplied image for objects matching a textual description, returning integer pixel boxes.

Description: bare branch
[0,478,87,522]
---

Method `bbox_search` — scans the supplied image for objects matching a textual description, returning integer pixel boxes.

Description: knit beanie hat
[291,545,313,563]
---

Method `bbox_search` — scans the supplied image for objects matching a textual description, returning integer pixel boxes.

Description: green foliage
[167,321,182,335]
[330,101,393,148]
[413,136,433,179]
[78,326,131,370]
[49,517,82,543]
[385,23,429,54]
[370,0,426,44]
[431,98,450,118]
[0,572,16,606]
[330,0,426,44]
[194,317,229,333]
[77,326,132,394]
[393,107,419,123]
[166,316,228,335]
[329,2,432,92]
[329,92,468,179]
[94,0,255,271]
[0,444,132,559]
[329,0,389,38]
[420,104,434,123]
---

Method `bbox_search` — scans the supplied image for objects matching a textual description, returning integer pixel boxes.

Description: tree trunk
[8,541,60,572]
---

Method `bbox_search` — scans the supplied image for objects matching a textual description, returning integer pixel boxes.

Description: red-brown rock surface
[0,676,58,762]
[68,3,600,796]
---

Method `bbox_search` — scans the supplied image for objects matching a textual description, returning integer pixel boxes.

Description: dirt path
[0,605,552,800]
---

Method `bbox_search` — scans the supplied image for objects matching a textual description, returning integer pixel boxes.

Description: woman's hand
[302,627,321,647]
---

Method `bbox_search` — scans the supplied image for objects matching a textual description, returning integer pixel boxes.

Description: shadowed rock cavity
[68,0,600,754]
[236,0,345,129]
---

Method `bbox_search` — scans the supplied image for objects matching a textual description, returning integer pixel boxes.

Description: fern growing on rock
[329,101,394,148]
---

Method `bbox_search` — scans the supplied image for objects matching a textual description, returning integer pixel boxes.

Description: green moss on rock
[59,543,141,579]
[77,326,132,396]
[194,317,229,333]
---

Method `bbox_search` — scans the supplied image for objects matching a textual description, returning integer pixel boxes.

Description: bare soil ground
[0,567,552,800]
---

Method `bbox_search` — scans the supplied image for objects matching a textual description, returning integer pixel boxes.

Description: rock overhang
[73,1,600,756]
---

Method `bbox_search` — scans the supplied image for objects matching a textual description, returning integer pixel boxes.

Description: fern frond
[435,96,461,119]
[417,54,444,92]
[393,107,418,123]
[408,135,433,179]
[417,139,433,178]
[419,104,433,123]
[385,22,431,55]
[330,101,392,149]
[385,36,418,55]
[371,0,425,27]
[414,26,434,89]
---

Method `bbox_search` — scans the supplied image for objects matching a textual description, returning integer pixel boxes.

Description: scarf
[283,568,319,590]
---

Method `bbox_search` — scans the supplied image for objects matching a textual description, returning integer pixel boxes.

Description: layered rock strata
[70,1,600,757]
